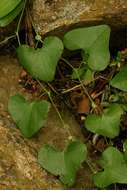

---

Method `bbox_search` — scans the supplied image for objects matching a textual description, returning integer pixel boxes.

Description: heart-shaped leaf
[0,1,24,27]
[8,94,50,138]
[93,147,127,188]
[85,104,123,138]
[110,66,127,92]
[38,141,87,186]
[17,36,64,82]
[63,25,110,71]
[0,0,22,18]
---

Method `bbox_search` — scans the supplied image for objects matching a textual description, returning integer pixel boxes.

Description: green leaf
[110,66,127,92]
[63,25,110,71]
[0,0,22,18]
[38,141,87,186]
[0,1,24,27]
[85,104,123,138]
[94,147,127,188]
[8,94,50,138]
[17,36,64,82]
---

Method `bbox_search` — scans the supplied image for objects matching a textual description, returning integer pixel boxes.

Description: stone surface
[0,124,64,190]
[32,0,127,37]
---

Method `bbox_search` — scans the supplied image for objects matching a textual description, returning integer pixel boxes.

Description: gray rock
[32,0,127,37]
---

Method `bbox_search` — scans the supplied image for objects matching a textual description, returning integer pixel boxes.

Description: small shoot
[72,67,94,84]
[38,140,87,186]
[8,94,50,138]
[17,36,64,82]
[85,104,123,138]
[94,147,127,188]
[63,25,110,71]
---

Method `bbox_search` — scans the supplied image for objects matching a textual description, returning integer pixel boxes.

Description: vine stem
[61,57,96,108]
[16,0,27,46]
[37,80,73,138]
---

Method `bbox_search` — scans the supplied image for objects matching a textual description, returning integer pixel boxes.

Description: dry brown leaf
[77,95,90,114]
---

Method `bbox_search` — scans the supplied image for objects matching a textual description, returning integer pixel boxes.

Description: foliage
[85,104,123,138]
[3,15,127,189]
[110,66,127,92]
[17,36,64,82]
[38,140,87,186]
[0,0,24,27]
[8,94,50,138]
[63,25,110,71]
[94,147,127,188]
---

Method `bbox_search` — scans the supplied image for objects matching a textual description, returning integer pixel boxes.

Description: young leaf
[8,94,50,138]
[72,67,94,83]
[85,104,123,138]
[110,66,127,92]
[0,1,24,27]
[63,25,110,71]
[94,147,127,188]
[0,0,22,18]
[38,141,87,186]
[17,36,64,82]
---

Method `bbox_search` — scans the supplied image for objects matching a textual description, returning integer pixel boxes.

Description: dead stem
[61,57,96,108]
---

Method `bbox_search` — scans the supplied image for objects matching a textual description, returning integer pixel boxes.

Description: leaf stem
[37,80,74,138]
[16,0,27,46]
[37,80,64,126]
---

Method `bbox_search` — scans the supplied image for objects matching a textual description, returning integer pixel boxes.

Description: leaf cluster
[7,24,127,189]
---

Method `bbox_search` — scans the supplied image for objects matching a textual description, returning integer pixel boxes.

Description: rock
[0,124,64,190]
[32,0,127,37]
[31,0,127,52]
[0,55,21,110]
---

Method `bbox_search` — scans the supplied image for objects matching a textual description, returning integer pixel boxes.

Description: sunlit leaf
[17,36,63,82]
[8,94,50,138]
[85,104,123,138]
[38,141,87,186]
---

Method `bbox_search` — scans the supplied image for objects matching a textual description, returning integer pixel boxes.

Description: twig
[0,35,16,45]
